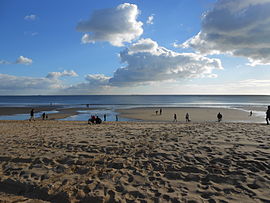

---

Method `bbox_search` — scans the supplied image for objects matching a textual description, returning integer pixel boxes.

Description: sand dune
[0,120,269,202]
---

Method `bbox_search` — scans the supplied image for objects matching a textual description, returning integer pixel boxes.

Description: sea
[0,95,269,121]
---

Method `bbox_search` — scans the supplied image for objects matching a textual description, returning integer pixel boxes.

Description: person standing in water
[104,114,107,121]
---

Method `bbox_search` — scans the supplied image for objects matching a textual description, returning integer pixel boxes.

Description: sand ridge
[0,120,269,202]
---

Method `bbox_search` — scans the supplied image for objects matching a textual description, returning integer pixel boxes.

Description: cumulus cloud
[15,56,33,65]
[76,3,143,46]
[0,56,33,65]
[181,0,270,66]
[146,15,154,24]
[63,74,111,94]
[85,74,110,86]
[46,70,78,79]
[24,14,37,21]
[109,38,222,86]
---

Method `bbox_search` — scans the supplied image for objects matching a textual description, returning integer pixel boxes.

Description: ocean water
[0,95,269,120]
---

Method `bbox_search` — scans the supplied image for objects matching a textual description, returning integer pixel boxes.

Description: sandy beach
[0,107,98,120]
[117,107,266,123]
[0,106,267,123]
[0,120,269,202]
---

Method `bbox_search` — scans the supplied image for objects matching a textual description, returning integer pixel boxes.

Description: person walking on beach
[249,111,253,116]
[185,113,190,122]
[266,106,270,125]
[116,115,118,121]
[155,110,158,115]
[29,109,35,121]
[160,108,162,115]
[173,113,177,122]
[217,112,222,122]
[104,114,107,121]
[42,112,46,120]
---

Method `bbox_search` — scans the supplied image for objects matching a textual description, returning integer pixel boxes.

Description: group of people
[174,112,223,122]
[173,113,191,122]
[155,108,163,115]
[167,109,270,124]
[88,114,119,124]
[29,109,48,121]
[88,115,102,124]
[28,106,270,124]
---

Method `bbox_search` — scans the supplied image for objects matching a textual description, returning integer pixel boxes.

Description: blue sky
[1,0,270,95]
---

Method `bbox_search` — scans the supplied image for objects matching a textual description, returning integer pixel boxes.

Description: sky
[1,0,270,95]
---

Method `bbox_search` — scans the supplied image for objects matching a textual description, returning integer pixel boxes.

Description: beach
[117,107,266,123]
[0,105,267,123]
[0,120,269,202]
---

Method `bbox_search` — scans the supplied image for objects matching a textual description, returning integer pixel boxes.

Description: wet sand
[0,107,96,120]
[0,120,269,202]
[117,107,266,123]
[0,107,57,116]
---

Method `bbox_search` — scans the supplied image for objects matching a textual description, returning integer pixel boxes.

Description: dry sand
[0,120,270,202]
[117,107,265,123]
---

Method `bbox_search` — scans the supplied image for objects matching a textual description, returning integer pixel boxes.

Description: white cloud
[69,38,222,89]
[1,72,269,95]
[127,38,159,54]
[146,15,154,24]
[109,38,222,86]
[0,60,10,65]
[85,74,110,86]
[46,70,78,79]
[24,14,37,21]
[0,73,63,94]
[181,0,270,66]
[76,3,143,46]
[0,70,80,94]
[64,74,111,94]
[15,56,33,65]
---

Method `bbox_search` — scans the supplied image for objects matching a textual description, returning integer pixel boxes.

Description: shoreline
[0,106,267,123]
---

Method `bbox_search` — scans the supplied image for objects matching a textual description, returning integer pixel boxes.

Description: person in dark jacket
[266,106,270,125]
[29,109,35,121]
[217,112,222,122]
